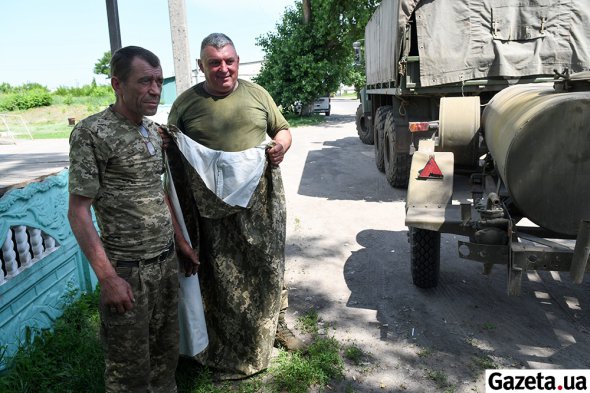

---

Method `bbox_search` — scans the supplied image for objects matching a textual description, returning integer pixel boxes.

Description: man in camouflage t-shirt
[68,46,198,393]
[166,33,304,380]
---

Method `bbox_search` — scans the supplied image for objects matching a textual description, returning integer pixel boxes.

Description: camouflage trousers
[99,252,179,393]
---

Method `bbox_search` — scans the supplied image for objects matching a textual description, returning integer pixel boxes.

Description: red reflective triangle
[417,156,443,180]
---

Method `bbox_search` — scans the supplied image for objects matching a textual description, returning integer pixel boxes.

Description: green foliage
[94,51,112,79]
[254,0,379,112]
[8,83,50,94]
[343,345,364,365]
[0,82,50,95]
[0,89,52,111]
[53,78,112,97]
[0,82,12,93]
[0,83,53,111]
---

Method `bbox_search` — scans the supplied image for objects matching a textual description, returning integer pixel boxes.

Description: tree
[94,51,112,79]
[254,0,379,113]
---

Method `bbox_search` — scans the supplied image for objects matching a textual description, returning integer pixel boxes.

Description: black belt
[115,242,175,267]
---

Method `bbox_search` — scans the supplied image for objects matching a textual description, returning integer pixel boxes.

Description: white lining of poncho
[175,132,268,208]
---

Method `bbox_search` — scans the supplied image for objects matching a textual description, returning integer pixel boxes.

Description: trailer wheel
[383,111,411,188]
[356,104,373,144]
[374,105,391,172]
[410,227,440,288]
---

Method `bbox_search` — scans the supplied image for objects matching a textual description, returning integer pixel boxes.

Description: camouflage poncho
[166,134,286,379]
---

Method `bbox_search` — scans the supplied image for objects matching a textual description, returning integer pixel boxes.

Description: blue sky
[0,0,295,89]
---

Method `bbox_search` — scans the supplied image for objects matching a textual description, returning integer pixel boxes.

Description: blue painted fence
[0,169,97,370]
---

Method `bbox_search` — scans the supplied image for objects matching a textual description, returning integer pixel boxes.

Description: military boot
[274,312,307,352]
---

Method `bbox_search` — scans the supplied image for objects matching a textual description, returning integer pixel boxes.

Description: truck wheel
[356,104,373,144]
[383,112,411,188]
[410,227,440,289]
[374,106,391,172]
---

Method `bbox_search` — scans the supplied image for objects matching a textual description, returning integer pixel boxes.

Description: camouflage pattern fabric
[100,253,179,393]
[166,139,286,379]
[69,106,179,390]
[68,105,173,260]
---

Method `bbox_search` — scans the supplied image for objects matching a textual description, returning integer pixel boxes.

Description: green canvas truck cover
[365,0,590,87]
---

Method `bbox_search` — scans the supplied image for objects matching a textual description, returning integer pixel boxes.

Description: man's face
[198,44,239,96]
[112,57,163,123]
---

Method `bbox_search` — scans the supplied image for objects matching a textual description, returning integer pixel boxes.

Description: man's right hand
[100,275,135,314]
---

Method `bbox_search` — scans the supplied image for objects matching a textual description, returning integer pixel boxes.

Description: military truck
[355,0,590,294]
[355,0,590,189]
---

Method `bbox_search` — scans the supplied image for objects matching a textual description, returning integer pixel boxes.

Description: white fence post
[2,228,18,279]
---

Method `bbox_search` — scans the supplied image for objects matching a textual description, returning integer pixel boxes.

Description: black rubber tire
[356,104,373,144]
[383,112,411,188]
[373,106,391,173]
[409,227,441,289]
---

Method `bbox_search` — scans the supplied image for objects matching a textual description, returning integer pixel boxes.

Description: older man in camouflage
[166,33,305,380]
[68,46,198,392]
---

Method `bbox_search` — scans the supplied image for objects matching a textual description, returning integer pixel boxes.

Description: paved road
[0,139,69,194]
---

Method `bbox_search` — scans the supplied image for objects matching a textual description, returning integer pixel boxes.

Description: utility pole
[168,0,193,95]
[105,0,122,54]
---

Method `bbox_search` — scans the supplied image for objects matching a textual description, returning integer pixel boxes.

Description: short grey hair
[200,33,235,51]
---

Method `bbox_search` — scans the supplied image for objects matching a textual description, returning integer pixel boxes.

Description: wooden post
[168,0,193,95]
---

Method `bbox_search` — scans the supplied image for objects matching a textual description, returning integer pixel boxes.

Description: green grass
[1,97,109,140]
[425,369,455,392]
[417,347,433,358]
[295,308,320,335]
[0,94,325,141]
[481,322,496,331]
[284,113,327,128]
[0,292,345,393]
[343,345,364,365]
[471,355,497,371]
[268,338,343,393]
[22,123,75,139]
[0,289,104,393]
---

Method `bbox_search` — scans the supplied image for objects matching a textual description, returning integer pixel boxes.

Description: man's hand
[100,275,135,314]
[157,124,171,150]
[176,238,200,276]
[266,142,286,166]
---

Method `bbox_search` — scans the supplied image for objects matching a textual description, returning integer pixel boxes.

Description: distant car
[313,97,331,116]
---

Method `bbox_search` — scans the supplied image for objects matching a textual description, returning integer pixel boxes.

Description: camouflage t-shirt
[68,106,173,261]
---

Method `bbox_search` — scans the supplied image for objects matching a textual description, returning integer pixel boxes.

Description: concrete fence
[0,170,97,370]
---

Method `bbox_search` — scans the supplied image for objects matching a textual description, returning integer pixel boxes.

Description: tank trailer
[406,73,590,295]
[354,0,590,293]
